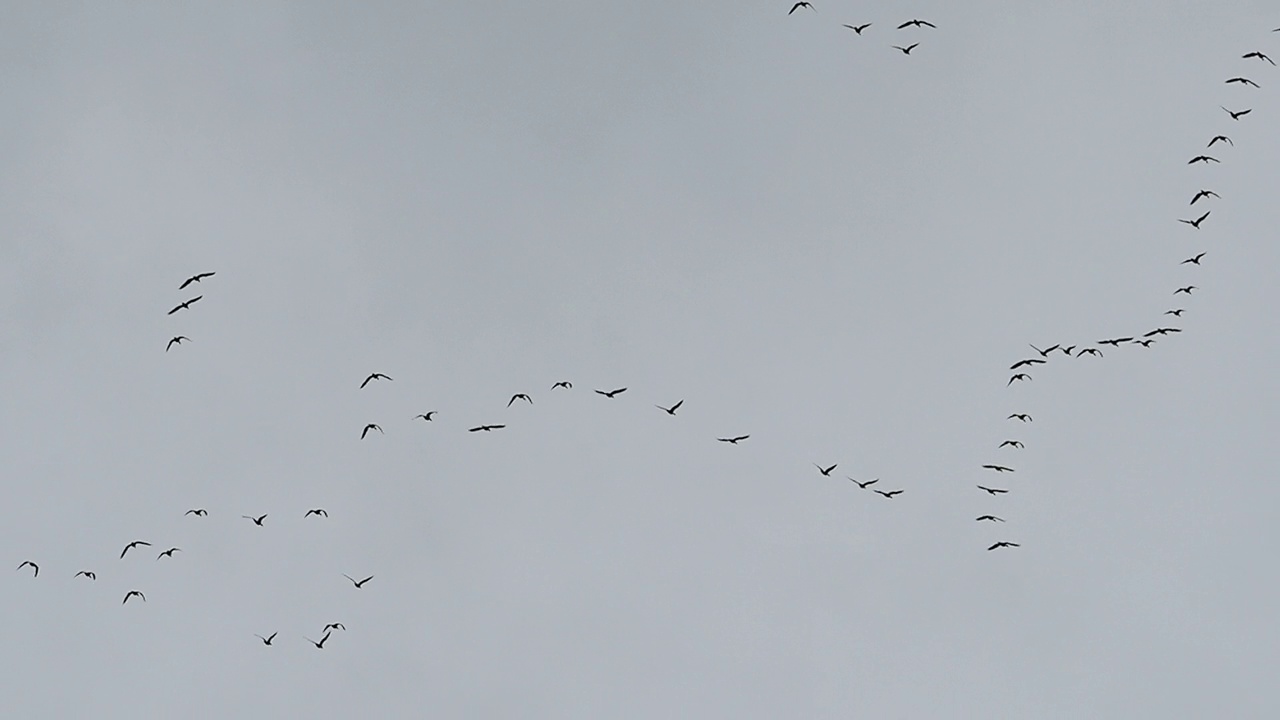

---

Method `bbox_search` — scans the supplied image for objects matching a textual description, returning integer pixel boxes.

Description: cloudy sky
[4,2,1280,717]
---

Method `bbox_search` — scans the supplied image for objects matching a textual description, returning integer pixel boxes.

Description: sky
[3,2,1280,717]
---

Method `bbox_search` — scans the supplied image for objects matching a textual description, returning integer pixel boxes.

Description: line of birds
[786,3,938,56]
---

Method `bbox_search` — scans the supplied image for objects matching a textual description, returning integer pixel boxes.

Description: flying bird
[17,561,38,577]
[360,373,392,389]
[595,387,627,398]
[167,296,203,315]
[1190,189,1219,205]
[1143,327,1182,337]
[185,508,207,516]
[843,23,871,34]
[507,393,532,407]
[414,412,437,421]
[165,336,190,352]
[343,574,374,589]
[1009,358,1046,370]
[815,463,837,476]
[304,508,328,518]
[1187,155,1219,165]
[323,623,346,633]
[982,464,1014,473]
[360,423,383,439]
[122,590,146,604]
[156,547,181,560]
[255,632,278,646]
[551,381,572,389]
[1178,211,1210,229]
[998,440,1024,449]
[1007,413,1032,422]
[120,540,152,559]
[1225,77,1261,87]
[1098,337,1134,347]
[718,435,750,444]
[1207,135,1233,148]
[1181,252,1206,265]
[305,632,332,649]
[1243,51,1275,65]
[468,424,506,432]
[243,514,267,526]
[1221,106,1252,120]
[1165,309,1185,317]
[1007,373,1032,386]
[987,541,1020,551]
[1061,345,1077,356]
[849,477,879,489]
[1174,286,1197,295]
[975,515,1005,523]
[73,570,96,580]
[1135,339,1156,347]
[891,43,920,55]
[788,2,814,14]
[178,271,215,289]
[977,485,1009,495]
[897,19,936,29]
[1028,344,1060,357]
[656,400,684,415]
[1077,347,1103,357]
[874,489,904,499]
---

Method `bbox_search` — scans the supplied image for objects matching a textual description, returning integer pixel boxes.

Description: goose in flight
[414,412,437,421]
[120,540,152,559]
[1181,252,1206,265]
[255,632,277,646]
[343,574,374,589]
[1009,358,1046,370]
[982,464,1014,473]
[1187,155,1219,165]
[551,381,572,389]
[975,515,1005,523]
[1135,339,1156,347]
[323,623,346,632]
[361,423,383,439]
[1225,77,1261,88]
[874,489,904,499]
[843,23,871,34]
[304,508,328,518]
[1207,136,1233,148]
[16,561,38,577]
[156,547,181,560]
[185,508,207,516]
[998,440,1024,449]
[1243,51,1275,65]
[1178,210,1210,229]
[178,271,216,289]
[977,485,1009,495]
[1189,189,1219,205]
[595,387,627,398]
[75,570,96,580]
[892,43,920,55]
[243,514,267,526]
[788,2,814,14]
[360,373,392,389]
[1007,373,1032,386]
[1007,413,1032,422]
[1028,343,1060,357]
[1143,327,1182,337]
[507,393,532,407]
[1077,347,1103,357]
[1221,106,1252,120]
[167,296,203,315]
[1098,337,1133,347]
[656,400,684,415]
[849,477,879,489]
[987,541,1020,551]
[166,336,190,352]
[897,19,936,29]
[717,435,750,444]
[1165,309,1185,317]
[468,424,506,432]
[305,632,332,649]
[122,590,146,604]
[814,463,837,476]
[1174,285,1197,295]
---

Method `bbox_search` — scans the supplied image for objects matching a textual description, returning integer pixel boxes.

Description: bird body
[360,373,392,389]
[166,336,190,351]
[998,440,1024,449]
[1225,77,1260,87]
[551,381,572,389]
[977,485,1009,495]
[255,632,277,646]
[167,296,203,315]
[595,387,627,398]
[815,463,837,476]
[179,271,215,289]
[343,574,374,589]
[656,400,684,415]
[1190,189,1219,205]
[361,423,383,439]
[892,43,920,55]
[1221,106,1252,120]
[875,489,904,498]
[156,547,181,559]
[1243,51,1276,65]
[975,515,1005,523]
[1174,285,1197,295]
[849,477,879,489]
[120,540,152,559]
[508,393,532,407]
[788,1,813,14]
[1188,155,1219,165]
[982,464,1014,473]
[1007,373,1032,386]
[1007,413,1032,422]
[185,508,207,516]
[897,19,936,29]
[717,435,750,444]
[843,23,871,34]
[17,561,38,577]
[987,541,1020,551]
[305,508,328,517]
[243,514,267,526]
[123,590,146,604]
[468,424,506,432]
[414,412,437,421]
[1179,211,1210,229]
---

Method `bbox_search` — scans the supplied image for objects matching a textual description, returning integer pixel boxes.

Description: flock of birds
[787,3,939,56]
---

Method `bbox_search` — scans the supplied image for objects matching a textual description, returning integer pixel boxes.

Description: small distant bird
[1225,77,1260,88]
[892,43,920,55]
[1221,106,1252,120]
[1179,210,1210,229]
[1182,252,1206,265]
[1187,155,1219,165]
[975,515,1005,523]
[1165,309,1185,317]
[1028,344,1060,357]
[323,623,346,633]
[305,508,328,518]
[1190,189,1219,205]
[167,296,203,315]
[551,381,572,389]
[849,477,879,489]
[243,514,267,526]
[717,435,750,444]
[120,540,152,559]
[656,400,684,415]
[1007,373,1031,386]
[1007,413,1032,422]
[17,561,38,577]
[1061,345,1077,356]
[1098,337,1134,347]
[977,485,1009,495]
[361,423,383,439]
[987,541,1020,551]
[982,464,1014,473]
[343,574,374,589]
[1077,347,1103,357]
[508,393,532,407]
[815,463,837,476]
[843,23,871,34]
[305,632,332,649]
[166,336,190,352]
[788,2,813,14]
[360,373,392,389]
[1207,135,1233,148]
[122,590,146,604]
[1135,339,1156,347]
[156,547,181,560]
[1143,327,1182,337]
[185,508,207,516]
[1010,358,1046,370]
[255,632,277,646]
[874,489,904,499]
[897,19,936,29]
[998,440,1024,449]
[468,424,506,432]
[414,412,437,421]
[75,570,96,580]
[179,271,216,289]
[595,387,627,398]
[1174,285,1197,295]
[1243,51,1276,65]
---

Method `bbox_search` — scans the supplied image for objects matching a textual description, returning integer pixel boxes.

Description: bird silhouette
[1174,285,1197,295]
[468,424,506,432]
[167,296,202,315]
[1135,339,1156,347]
[1009,358,1046,370]
[891,43,920,55]
[255,632,278,646]
[1165,309,1185,317]
[655,400,684,415]
[508,393,533,407]
[987,541,1020,551]
[414,412,437,421]
[360,373,392,389]
[717,435,750,444]
[595,387,627,398]
[156,547,181,560]
[977,485,1009,495]
[1143,327,1182,337]
[1077,347,1103,357]
[1221,106,1252,120]
[1187,155,1219,165]
[343,574,374,589]
[1243,51,1276,65]
[178,271,216,289]
[897,19,937,29]
[849,477,879,489]
[1007,373,1032,386]
[1098,337,1134,347]
[1190,189,1220,205]
[1028,344,1060,357]
[165,336,190,352]
[1007,413,1032,422]
[1225,77,1260,88]
[1061,345,1077,356]
[305,508,328,518]
[1207,135,1233,148]
[843,23,871,34]
[814,463,837,476]
[75,570,96,580]
[874,489,904,499]
[17,561,38,577]
[185,508,207,517]
[120,540,152,559]
[361,423,383,439]
[788,1,813,14]
[323,623,346,632]
[975,515,1005,523]
[122,590,146,604]
[998,440,1024,449]
[1181,252,1206,265]
[551,381,572,389]
[982,465,1014,473]
[1179,211,1210,229]
[305,632,332,649]
[243,514,267,526]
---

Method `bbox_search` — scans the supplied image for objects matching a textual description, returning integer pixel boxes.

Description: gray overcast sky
[3,2,1280,717]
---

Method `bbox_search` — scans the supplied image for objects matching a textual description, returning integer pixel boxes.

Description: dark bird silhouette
[849,477,879,489]
[1188,155,1219,165]
[166,336,189,352]
[892,43,920,55]
[788,2,813,14]
[1174,285,1197,295]
[120,540,152,559]
[1190,189,1220,205]
[1077,347,1103,357]
[360,373,392,389]
[255,632,278,646]
[874,489,904,499]
[1179,211,1210,229]
[843,23,871,34]
[1243,51,1276,65]
[1098,337,1134,347]
[1221,106,1252,120]
[987,541,1020,551]
[323,623,346,632]
[975,515,1005,523]
[1182,252,1206,265]
[982,464,1014,473]
[156,547,180,560]
[1007,373,1031,386]
[1135,339,1156,347]
[1061,345,1077,356]
[343,574,374,589]
[551,381,572,389]
[17,561,38,577]
[305,632,332,649]
[305,508,328,518]
[75,570,96,580]
[414,412,437,421]
[998,440,1024,449]
[977,485,1009,495]
[1165,309,1185,317]
[468,424,506,432]
[185,508,207,517]
[1143,327,1182,337]
[815,463,837,476]
[656,400,684,415]
[361,423,383,439]
[1007,413,1032,422]
[717,435,750,444]
[122,590,145,604]
[166,296,202,315]
[1028,344,1060,357]
[243,514,267,526]
[1207,135,1233,148]
[1010,358,1046,370]
[1225,77,1260,88]
[508,393,532,407]
[897,19,936,29]
[595,387,627,398]
[178,272,215,289]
